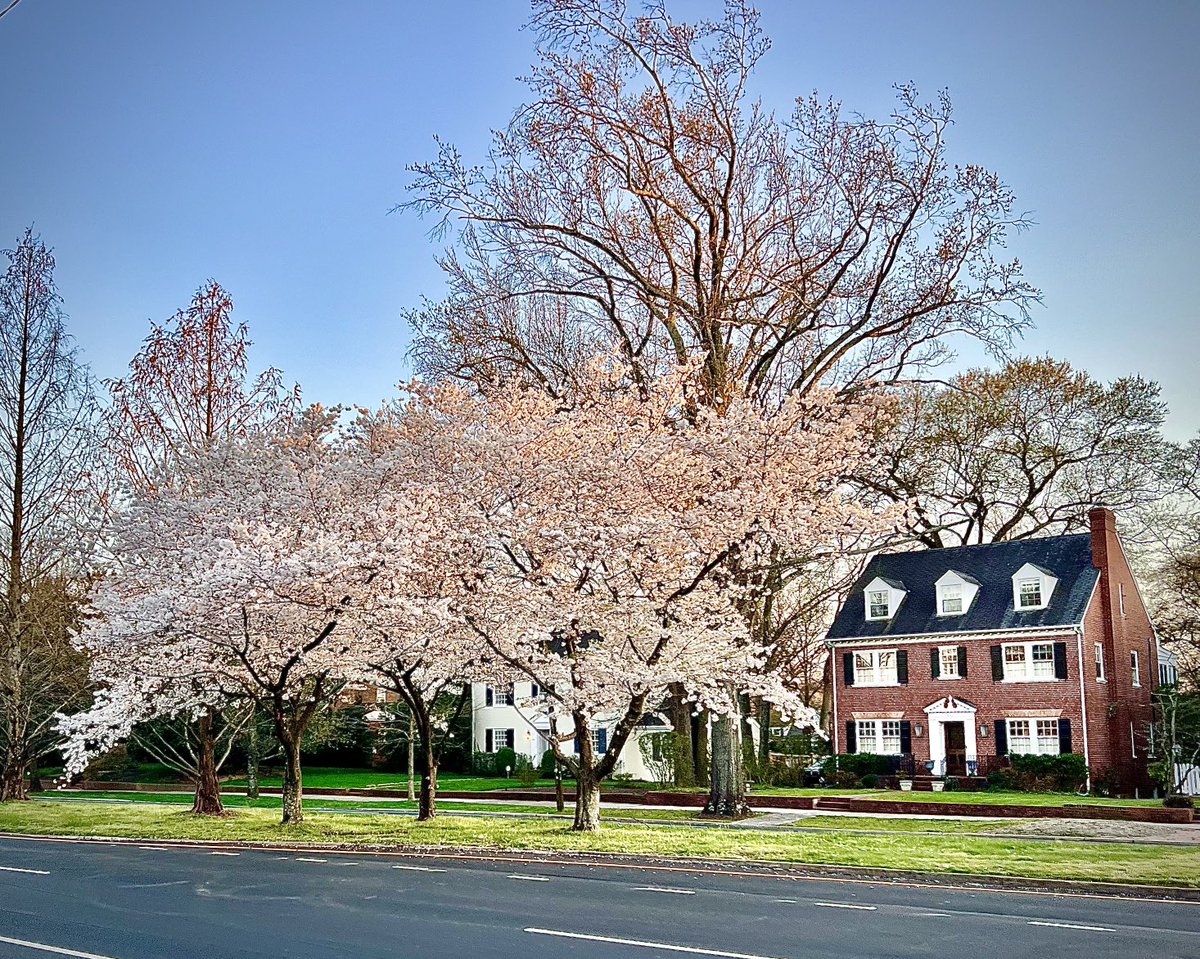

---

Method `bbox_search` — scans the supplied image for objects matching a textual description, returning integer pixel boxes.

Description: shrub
[826,770,862,788]
[611,772,636,786]
[493,747,518,776]
[821,753,893,779]
[1164,795,1195,809]
[516,761,539,787]
[1091,768,1120,797]
[539,749,558,778]
[986,768,1017,791]
[472,751,497,775]
[943,776,961,792]
[1008,753,1088,793]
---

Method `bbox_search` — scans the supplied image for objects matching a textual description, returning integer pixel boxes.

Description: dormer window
[1011,563,1057,612]
[935,570,979,617]
[863,576,906,621]
[868,590,890,618]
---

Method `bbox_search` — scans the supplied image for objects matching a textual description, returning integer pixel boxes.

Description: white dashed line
[773,899,798,904]
[813,901,877,911]
[919,912,952,918]
[393,864,446,873]
[1028,921,1116,933]
[526,928,786,959]
[295,857,327,863]
[209,851,239,857]
[508,874,551,882]
[0,865,50,875]
[635,886,696,895]
[0,933,120,959]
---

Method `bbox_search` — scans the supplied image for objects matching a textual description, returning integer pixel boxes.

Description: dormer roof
[827,534,1098,641]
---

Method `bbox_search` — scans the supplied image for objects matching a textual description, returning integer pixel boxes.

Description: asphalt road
[0,836,1196,959]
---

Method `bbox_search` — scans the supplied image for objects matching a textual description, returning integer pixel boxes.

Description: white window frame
[855,719,902,756]
[1007,717,1060,756]
[867,589,891,620]
[487,685,514,706]
[1010,563,1057,612]
[938,645,961,680]
[1094,642,1106,683]
[1017,578,1043,609]
[940,583,963,615]
[1131,650,1141,687]
[853,649,899,687]
[1001,641,1056,682]
[488,728,514,751]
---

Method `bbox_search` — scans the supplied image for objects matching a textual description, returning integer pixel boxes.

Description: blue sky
[2,1,1197,438]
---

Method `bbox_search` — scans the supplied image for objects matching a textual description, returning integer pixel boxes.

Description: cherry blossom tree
[100,279,300,814]
[65,412,399,824]
[384,359,895,829]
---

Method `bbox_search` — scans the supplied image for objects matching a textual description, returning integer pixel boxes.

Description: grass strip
[1,800,1194,887]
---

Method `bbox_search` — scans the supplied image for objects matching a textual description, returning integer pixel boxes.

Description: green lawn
[222,768,562,792]
[0,800,1195,887]
[44,791,709,822]
[844,789,1163,808]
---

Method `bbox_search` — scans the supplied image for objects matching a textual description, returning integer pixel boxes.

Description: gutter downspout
[1075,626,1092,793]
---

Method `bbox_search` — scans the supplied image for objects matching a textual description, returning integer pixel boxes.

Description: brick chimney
[1089,506,1117,571]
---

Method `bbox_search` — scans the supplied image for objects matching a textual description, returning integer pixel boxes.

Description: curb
[2,830,1198,903]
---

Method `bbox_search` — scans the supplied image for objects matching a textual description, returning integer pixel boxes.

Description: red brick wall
[1085,507,1158,792]
[831,635,1085,772]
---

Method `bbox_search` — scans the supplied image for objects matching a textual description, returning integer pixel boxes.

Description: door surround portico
[924,695,978,777]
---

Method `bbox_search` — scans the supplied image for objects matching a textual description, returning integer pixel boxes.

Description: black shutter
[896,650,909,685]
[507,728,515,751]
[899,720,912,754]
[994,720,1007,756]
[485,686,494,707]
[845,720,857,754]
[990,645,1004,681]
[1053,642,1068,679]
[597,728,608,754]
[530,683,540,698]
[958,646,968,678]
[1058,718,1072,754]
[930,648,941,679]
[843,652,855,686]
[485,729,493,753]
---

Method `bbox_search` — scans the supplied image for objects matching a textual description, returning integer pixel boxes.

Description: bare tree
[102,278,300,814]
[871,356,1173,548]
[0,229,100,801]
[401,0,1037,814]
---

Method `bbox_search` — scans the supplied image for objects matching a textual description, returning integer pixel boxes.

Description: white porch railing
[1174,764,1200,796]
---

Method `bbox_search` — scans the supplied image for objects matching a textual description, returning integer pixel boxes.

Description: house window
[488,685,513,706]
[1119,583,1126,617]
[940,584,963,615]
[1018,579,1043,609]
[1007,718,1059,756]
[1002,641,1054,681]
[375,687,388,704]
[1131,651,1141,687]
[867,590,891,619]
[854,649,898,686]
[939,646,961,679]
[488,728,514,751]
[855,720,902,756]
[1094,643,1106,682]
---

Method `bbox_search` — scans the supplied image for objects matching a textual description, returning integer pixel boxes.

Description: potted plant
[899,778,913,791]
[931,780,945,792]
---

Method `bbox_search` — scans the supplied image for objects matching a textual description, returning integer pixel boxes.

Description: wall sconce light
[979,725,990,737]
[914,723,924,737]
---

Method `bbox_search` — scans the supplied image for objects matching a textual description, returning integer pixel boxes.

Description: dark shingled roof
[826,533,1099,641]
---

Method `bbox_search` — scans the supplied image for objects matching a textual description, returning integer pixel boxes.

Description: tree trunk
[190,714,224,815]
[704,709,749,818]
[407,712,416,803]
[756,698,772,767]
[245,719,260,799]
[418,747,438,822]
[0,761,27,802]
[280,736,304,825]
[694,712,710,788]
[572,767,602,832]
[667,684,695,788]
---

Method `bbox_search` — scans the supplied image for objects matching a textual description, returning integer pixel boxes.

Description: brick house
[825,508,1159,793]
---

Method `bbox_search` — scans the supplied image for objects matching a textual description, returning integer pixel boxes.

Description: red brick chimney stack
[1089,506,1117,572]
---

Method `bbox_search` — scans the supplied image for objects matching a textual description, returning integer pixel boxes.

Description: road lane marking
[137,845,174,851]
[1028,921,1116,933]
[0,866,50,875]
[508,874,551,881]
[813,901,876,911]
[635,886,696,895]
[0,933,123,959]
[209,851,239,857]
[295,857,327,863]
[919,912,951,917]
[526,928,786,959]
[393,864,446,872]
[774,899,798,904]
